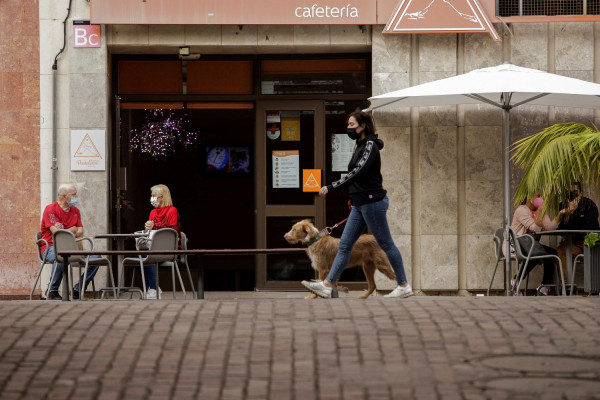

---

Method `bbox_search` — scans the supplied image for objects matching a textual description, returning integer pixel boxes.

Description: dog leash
[324,200,352,234]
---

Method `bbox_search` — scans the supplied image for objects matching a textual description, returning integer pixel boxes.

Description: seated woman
[509,196,565,295]
[139,184,181,299]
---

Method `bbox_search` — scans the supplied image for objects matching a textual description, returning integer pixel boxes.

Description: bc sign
[73,21,101,48]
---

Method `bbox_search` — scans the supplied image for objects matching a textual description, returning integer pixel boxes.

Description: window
[497,0,600,17]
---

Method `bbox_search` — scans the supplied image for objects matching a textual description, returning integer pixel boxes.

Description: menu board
[272,150,299,188]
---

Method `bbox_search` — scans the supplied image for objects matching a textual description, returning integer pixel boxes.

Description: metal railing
[56,248,307,301]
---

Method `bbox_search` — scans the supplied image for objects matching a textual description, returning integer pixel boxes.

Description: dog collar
[305,229,329,247]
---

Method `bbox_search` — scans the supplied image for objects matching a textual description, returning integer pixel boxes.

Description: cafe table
[533,230,600,291]
[94,232,148,293]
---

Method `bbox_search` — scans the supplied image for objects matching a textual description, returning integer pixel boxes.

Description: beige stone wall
[38,0,109,295]
[372,22,600,294]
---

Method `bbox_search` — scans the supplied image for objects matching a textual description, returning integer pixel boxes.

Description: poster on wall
[331,133,355,171]
[266,111,281,140]
[70,129,105,171]
[281,111,301,141]
[272,150,299,188]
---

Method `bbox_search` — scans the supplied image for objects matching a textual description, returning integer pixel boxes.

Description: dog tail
[376,261,397,280]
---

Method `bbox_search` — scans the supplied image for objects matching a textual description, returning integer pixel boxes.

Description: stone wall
[372,22,600,293]
[0,0,40,295]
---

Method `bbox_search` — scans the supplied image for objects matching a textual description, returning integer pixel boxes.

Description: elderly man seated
[40,183,99,300]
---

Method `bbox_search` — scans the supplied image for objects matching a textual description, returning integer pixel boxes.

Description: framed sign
[70,130,106,171]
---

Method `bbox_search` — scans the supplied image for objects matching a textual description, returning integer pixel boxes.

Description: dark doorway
[118,105,256,290]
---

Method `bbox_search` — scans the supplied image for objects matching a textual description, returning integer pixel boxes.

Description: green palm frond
[512,122,600,215]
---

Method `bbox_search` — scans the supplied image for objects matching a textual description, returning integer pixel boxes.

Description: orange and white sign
[73,22,101,48]
[71,130,105,171]
[303,169,322,192]
[384,0,500,41]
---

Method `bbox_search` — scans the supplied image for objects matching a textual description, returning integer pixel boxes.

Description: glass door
[255,101,325,289]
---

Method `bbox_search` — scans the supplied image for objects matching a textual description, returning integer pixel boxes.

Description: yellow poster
[302,169,321,192]
[281,112,301,141]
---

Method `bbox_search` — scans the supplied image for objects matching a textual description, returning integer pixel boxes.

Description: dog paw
[334,285,349,293]
[357,294,370,299]
[305,293,318,299]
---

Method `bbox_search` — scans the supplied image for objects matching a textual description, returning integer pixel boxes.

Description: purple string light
[129,109,199,158]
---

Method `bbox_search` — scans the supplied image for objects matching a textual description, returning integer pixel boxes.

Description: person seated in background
[509,196,566,295]
[557,182,600,278]
[138,184,181,300]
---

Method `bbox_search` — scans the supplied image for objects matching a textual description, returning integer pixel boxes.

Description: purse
[135,230,157,250]
[516,235,548,257]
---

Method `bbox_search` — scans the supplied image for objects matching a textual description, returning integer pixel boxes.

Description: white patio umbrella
[367,62,600,296]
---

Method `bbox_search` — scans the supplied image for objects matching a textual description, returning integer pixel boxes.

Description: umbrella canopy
[368,62,600,111]
[367,62,600,296]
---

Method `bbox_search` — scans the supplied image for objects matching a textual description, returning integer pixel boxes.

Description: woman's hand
[144,220,154,230]
[319,186,328,197]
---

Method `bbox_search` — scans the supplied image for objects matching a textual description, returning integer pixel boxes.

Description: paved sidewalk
[0,296,599,400]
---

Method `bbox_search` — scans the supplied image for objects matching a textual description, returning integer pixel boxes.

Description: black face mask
[567,191,580,201]
[346,128,360,140]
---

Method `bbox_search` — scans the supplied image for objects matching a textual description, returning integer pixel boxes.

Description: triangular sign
[304,173,320,189]
[74,133,103,158]
[384,0,500,42]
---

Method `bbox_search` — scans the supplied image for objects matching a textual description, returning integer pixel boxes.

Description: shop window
[261,59,367,95]
[187,61,253,95]
[497,0,600,16]
[118,61,183,95]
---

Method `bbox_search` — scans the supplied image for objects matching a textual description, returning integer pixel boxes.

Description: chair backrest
[507,227,528,262]
[52,229,82,263]
[180,231,188,250]
[493,228,504,260]
[146,228,178,263]
[35,232,50,263]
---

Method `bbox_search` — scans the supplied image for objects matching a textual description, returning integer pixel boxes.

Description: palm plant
[512,122,600,214]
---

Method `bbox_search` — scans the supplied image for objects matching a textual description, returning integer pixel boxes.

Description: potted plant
[584,232,600,294]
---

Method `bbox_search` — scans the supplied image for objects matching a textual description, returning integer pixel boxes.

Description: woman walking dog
[301,110,413,298]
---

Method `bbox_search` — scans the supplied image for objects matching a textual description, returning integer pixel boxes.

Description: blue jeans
[134,265,157,289]
[43,246,100,292]
[326,196,408,285]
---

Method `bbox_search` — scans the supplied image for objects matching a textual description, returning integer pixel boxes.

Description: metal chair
[121,228,181,300]
[570,253,585,295]
[30,232,54,300]
[53,230,117,300]
[487,228,518,296]
[510,228,566,296]
[159,231,196,299]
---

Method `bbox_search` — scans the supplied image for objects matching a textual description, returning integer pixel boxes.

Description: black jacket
[558,196,600,242]
[327,134,387,206]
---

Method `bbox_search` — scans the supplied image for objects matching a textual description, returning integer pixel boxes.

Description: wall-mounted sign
[281,111,301,141]
[384,0,500,41]
[331,133,355,172]
[303,169,321,192]
[73,21,101,48]
[70,130,105,171]
[272,150,299,188]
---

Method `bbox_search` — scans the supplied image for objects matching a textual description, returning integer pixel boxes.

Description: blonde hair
[151,184,173,207]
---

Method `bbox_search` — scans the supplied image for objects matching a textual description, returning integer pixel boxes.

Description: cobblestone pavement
[1,296,600,400]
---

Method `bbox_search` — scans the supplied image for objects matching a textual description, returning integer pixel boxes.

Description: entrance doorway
[116,103,256,290]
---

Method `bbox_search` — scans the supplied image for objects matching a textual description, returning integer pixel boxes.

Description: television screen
[205,146,251,174]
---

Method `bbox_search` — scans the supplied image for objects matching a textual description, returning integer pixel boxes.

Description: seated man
[40,183,99,300]
[557,182,600,279]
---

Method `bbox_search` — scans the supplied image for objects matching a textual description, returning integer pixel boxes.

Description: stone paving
[0,295,600,400]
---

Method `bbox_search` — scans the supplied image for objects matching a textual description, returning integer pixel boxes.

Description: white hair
[57,183,76,197]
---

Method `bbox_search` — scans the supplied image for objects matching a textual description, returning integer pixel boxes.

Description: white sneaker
[301,280,332,298]
[384,284,414,298]
[146,288,157,300]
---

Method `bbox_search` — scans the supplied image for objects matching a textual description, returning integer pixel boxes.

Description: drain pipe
[51,0,72,200]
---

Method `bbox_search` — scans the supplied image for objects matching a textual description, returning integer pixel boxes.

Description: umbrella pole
[503,107,512,296]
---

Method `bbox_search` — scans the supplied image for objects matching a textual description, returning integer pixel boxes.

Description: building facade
[2,0,599,296]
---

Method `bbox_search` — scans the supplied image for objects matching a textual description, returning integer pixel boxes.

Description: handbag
[516,234,548,257]
[135,230,157,250]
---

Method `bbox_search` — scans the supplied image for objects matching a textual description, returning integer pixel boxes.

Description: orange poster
[281,112,301,141]
[303,169,321,192]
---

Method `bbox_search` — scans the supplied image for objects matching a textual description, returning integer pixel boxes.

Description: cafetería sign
[90,0,500,40]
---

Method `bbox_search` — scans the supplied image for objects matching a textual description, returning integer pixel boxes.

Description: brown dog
[283,219,397,298]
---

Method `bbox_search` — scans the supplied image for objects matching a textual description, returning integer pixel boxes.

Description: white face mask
[150,196,160,207]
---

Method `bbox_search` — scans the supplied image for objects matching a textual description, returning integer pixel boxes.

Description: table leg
[566,235,573,290]
[197,255,204,300]
[62,254,70,302]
